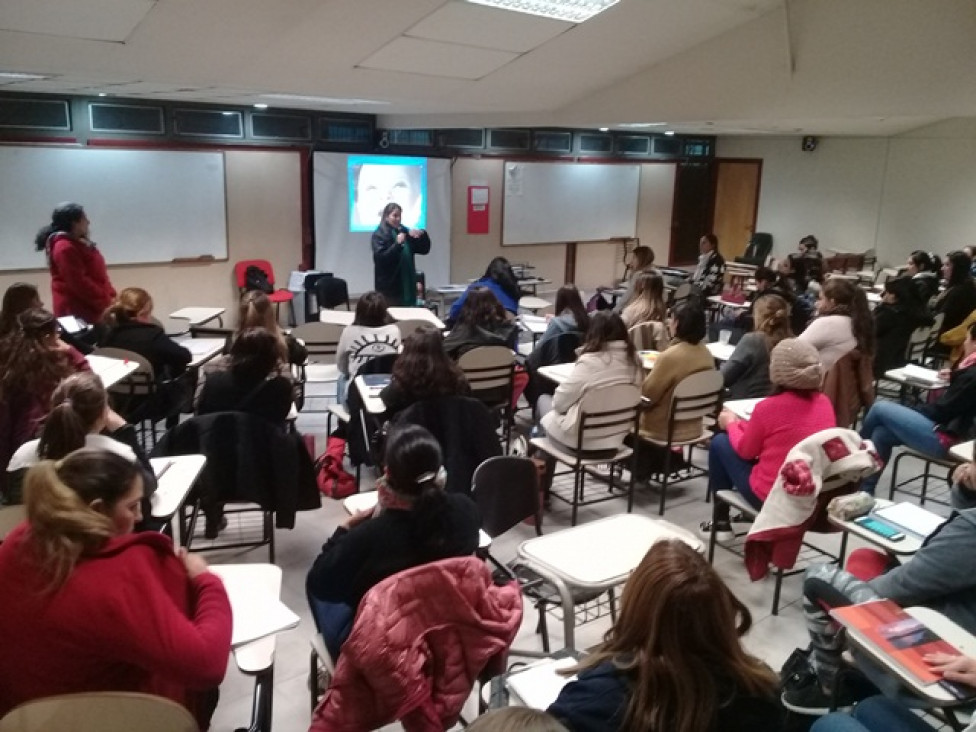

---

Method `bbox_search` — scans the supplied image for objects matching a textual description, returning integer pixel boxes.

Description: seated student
[799,278,875,371]
[335,290,400,403]
[0,308,89,501]
[443,286,520,359]
[702,338,835,541]
[906,250,942,304]
[798,234,824,280]
[100,287,191,380]
[939,305,976,366]
[0,449,231,727]
[548,540,783,732]
[194,290,305,407]
[613,245,659,312]
[813,688,976,732]
[691,234,726,298]
[537,284,589,351]
[858,322,976,495]
[721,293,792,400]
[380,327,470,417]
[950,458,976,510]
[196,327,293,425]
[783,506,976,715]
[620,272,668,346]
[933,250,976,346]
[709,266,794,344]
[0,282,41,340]
[537,311,641,451]
[306,424,481,656]
[872,276,932,377]
[448,256,522,324]
[639,303,716,442]
[6,372,156,515]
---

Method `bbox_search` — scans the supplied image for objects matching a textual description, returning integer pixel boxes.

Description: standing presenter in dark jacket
[371,202,431,306]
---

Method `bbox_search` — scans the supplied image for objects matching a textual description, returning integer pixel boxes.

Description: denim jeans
[708,432,762,522]
[811,696,934,732]
[859,400,946,494]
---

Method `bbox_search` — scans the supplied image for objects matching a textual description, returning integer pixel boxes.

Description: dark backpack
[244,265,273,294]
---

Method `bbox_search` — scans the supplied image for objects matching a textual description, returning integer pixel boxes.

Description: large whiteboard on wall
[502,161,640,245]
[0,147,227,270]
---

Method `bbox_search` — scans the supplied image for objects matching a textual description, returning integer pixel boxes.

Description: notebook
[505,656,577,709]
[360,374,392,396]
[899,364,944,384]
[873,503,947,539]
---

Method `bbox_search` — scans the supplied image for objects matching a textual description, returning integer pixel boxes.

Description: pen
[156,460,174,479]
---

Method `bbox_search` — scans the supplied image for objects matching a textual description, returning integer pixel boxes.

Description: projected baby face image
[354,164,423,229]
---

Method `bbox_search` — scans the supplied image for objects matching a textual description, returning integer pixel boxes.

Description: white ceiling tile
[0,0,155,42]
[357,36,518,80]
[407,1,569,53]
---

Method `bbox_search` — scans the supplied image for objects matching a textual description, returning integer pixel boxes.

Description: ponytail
[103,287,151,328]
[411,468,453,558]
[38,372,108,461]
[24,460,115,590]
[34,224,56,253]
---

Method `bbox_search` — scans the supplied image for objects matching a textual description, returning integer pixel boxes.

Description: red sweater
[48,233,116,324]
[0,525,231,727]
[727,390,836,502]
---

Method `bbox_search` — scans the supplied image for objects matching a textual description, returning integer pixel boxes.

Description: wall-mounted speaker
[802,136,818,152]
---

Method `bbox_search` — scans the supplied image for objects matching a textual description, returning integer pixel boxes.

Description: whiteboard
[0,147,227,270]
[502,162,640,245]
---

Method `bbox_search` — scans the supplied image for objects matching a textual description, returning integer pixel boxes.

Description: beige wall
[0,149,303,332]
[449,158,677,302]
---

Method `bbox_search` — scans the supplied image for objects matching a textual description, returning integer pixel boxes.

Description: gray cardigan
[869,509,976,635]
[720,332,773,400]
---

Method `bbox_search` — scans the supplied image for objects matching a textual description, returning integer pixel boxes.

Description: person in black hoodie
[548,540,783,732]
[441,287,519,359]
[100,287,191,380]
[872,276,932,378]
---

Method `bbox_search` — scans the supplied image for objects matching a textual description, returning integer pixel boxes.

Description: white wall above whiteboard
[502,162,640,246]
[0,146,227,271]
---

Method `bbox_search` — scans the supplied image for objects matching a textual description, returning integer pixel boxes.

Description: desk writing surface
[827,498,923,556]
[209,563,299,648]
[537,363,575,385]
[518,514,702,587]
[706,341,735,362]
[150,454,206,519]
[177,337,226,368]
[169,307,225,325]
[724,398,764,421]
[85,354,140,388]
[950,440,974,463]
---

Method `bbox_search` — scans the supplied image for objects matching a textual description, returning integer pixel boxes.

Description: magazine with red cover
[831,599,960,685]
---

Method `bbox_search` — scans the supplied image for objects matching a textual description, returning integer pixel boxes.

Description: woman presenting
[34,202,115,325]
[371,202,430,306]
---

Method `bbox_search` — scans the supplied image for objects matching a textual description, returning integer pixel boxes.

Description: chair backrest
[313,276,350,310]
[0,504,26,543]
[667,369,724,434]
[577,383,642,448]
[235,259,275,290]
[928,312,945,339]
[458,346,515,398]
[291,322,344,362]
[395,319,430,340]
[628,321,665,352]
[0,692,197,732]
[672,281,692,305]
[90,346,154,396]
[189,325,234,340]
[472,456,540,538]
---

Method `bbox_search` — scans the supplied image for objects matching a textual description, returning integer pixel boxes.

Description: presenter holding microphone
[371,202,430,307]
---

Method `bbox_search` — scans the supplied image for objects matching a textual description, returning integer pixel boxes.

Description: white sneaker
[699,520,735,543]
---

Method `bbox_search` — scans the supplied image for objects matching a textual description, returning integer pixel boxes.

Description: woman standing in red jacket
[34,202,116,325]
[0,449,232,728]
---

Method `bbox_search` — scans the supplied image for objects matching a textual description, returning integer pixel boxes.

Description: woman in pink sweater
[702,338,836,541]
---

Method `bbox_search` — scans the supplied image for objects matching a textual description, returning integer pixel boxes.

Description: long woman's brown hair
[0,308,76,401]
[752,293,792,351]
[455,287,507,329]
[38,372,108,460]
[568,540,777,731]
[821,279,875,356]
[24,449,141,590]
[391,327,468,399]
[621,273,666,326]
[237,290,288,362]
[580,311,640,371]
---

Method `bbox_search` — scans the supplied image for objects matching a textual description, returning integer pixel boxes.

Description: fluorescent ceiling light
[0,71,49,81]
[664,130,675,136]
[617,122,667,128]
[261,93,389,106]
[598,127,609,132]
[464,0,618,23]
[253,103,268,109]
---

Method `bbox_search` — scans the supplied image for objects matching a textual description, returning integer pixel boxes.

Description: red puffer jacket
[47,232,115,324]
[310,557,523,732]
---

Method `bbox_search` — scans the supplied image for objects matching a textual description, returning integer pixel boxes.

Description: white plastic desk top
[319,309,356,326]
[883,365,949,390]
[342,490,491,548]
[827,498,924,556]
[537,363,575,385]
[846,606,976,705]
[706,341,735,362]
[176,337,226,368]
[169,307,225,325]
[518,314,549,334]
[950,440,974,463]
[85,354,140,388]
[150,455,206,519]
[517,514,703,588]
[706,295,751,310]
[387,307,445,329]
[353,375,389,415]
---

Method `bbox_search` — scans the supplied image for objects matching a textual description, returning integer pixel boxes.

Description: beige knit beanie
[769,338,823,390]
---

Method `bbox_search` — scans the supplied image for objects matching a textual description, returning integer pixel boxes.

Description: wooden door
[712,160,762,261]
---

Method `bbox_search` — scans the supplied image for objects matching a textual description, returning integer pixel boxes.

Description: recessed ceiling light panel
[464,0,619,23]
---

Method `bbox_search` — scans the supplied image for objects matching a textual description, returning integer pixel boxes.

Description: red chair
[234,259,296,326]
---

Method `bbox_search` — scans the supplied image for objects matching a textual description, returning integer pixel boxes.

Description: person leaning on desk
[0,449,231,728]
[371,202,430,307]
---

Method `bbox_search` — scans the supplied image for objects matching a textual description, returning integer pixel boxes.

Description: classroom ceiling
[0,0,973,137]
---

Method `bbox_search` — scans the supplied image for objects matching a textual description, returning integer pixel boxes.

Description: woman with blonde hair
[236,289,306,366]
[614,246,659,312]
[721,293,792,400]
[0,448,232,727]
[548,540,782,731]
[620,272,667,333]
[100,286,191,380]
[6,372,156,516]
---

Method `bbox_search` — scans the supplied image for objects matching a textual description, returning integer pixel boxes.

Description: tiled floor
[202,395,955,732]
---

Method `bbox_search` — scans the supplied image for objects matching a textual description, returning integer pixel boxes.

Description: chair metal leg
[658,446,672,516]
[707,497,720,564]
[771,568,784,616]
